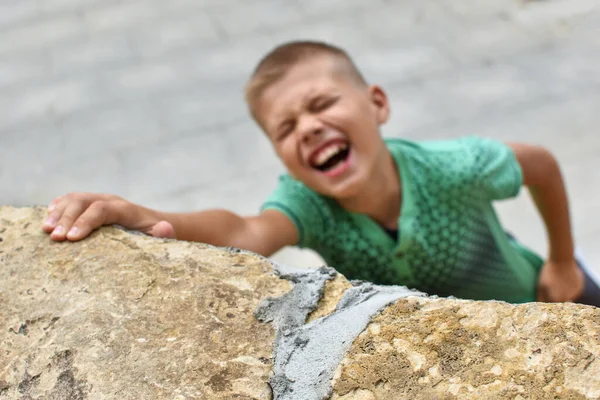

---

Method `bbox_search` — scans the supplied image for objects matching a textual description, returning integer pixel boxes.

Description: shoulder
[264,174,326,206]
[385,135,522,199]
[384,135,496,156]
[384,135,511,185]
[384,136,477,171]
[385,135,513,162]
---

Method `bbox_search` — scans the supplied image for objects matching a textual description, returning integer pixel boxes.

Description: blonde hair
[245,41,367,123]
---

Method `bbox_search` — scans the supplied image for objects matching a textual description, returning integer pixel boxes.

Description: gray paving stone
[121,119,277,201]
[295,0,386,18]
[148,79,249,135]
[0,78,95,130]
[55,100,165,159]
[0,14,86,54]
[182,35,274,81]
[0,0,39,29]
[264,14,454,86]
[0,52,50,89]
[23,151,129,206]
[579,6,600,31]
[358,1,462,45]
[381,58,568,138]
[36,0,117,15]
[50,32,136,75]
[436,16,550,64]
[144,163,284,214]
[1,123,66,206]
[538,37,600,90]
[83,0,161,32]
[209,0,305,37]
[399,90,600,159]
[561,157,600,239]
[262,13,373,56]
[156,0,242,12]
[98,59,188,99]
[129,12,221,58]
[512,0,598,29]
[437,0,520,19]
[358,43,454,87]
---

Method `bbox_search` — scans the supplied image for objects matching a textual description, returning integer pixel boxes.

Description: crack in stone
[8,323,28,336]
[136,278,157,301]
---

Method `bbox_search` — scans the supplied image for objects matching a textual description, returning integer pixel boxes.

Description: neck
[338,150,401,229]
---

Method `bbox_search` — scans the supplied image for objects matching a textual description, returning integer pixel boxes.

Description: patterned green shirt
[261,136,544,303]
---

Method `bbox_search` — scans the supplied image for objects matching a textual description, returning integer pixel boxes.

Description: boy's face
[255,57,390,200]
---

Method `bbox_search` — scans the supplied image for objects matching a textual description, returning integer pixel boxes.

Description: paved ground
[1,0,599,273]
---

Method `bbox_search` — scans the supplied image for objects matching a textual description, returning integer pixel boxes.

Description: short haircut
[245,41,368,123]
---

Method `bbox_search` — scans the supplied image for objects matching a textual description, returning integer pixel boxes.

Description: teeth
[314,142,347,166]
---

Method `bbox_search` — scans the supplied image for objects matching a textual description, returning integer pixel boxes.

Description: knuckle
[74,217,87,227]
[50,195,63,205]
[112,198,126,208]
[63,193,80,204]
[67,192,88,202]
[58,214,75,224]
[91,200,108,212]
[90,201,110,221]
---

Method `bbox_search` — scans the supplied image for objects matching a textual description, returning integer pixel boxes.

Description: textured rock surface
[332,299,600,399]
[2,206,600,400]
[0,206,289,399]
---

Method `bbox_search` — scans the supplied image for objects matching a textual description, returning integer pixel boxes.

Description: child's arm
[42,193,298,257]
[507,143,584,302]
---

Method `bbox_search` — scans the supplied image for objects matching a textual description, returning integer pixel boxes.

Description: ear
[368,85,390,125]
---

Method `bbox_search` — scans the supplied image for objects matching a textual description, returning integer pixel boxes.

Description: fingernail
[44,217,56,227]
[68,227,79,237]
[48,203,56,212]
[53,226,65,235]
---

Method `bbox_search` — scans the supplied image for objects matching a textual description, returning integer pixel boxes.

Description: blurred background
[1,0,599,273]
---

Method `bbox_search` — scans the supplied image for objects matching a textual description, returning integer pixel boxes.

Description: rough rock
[331,299,600,399]
[1,207,287,399]
[1,206,600,400]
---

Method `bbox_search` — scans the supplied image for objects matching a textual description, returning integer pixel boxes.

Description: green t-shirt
[261,136,544,303]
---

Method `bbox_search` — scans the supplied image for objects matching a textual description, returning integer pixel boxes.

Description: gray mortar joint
[255,264,426,400]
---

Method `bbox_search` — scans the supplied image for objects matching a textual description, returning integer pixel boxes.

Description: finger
[42,196,68,233]
[65,201,110,241]
[149,221,176,239]
[47,195,64,212]
[50,201,87,241]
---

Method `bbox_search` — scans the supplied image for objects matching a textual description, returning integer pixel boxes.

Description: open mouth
[309,141,351,173]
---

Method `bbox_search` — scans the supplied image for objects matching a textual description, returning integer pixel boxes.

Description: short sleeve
[260,175,326,248]
[462,136,523,200]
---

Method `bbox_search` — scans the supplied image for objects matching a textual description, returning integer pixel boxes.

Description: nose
[298,114,324,144]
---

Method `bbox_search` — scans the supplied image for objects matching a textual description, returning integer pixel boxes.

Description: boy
[42,41,599,306]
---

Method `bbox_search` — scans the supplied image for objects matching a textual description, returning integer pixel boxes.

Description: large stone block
[1,206,599,399]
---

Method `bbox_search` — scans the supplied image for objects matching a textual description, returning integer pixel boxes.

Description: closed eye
[276,120,295,141]
[310,96,339,113]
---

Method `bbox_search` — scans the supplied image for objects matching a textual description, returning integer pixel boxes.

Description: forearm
[508,142,575,264]
[43,192,295,254]
[127,204,248,246]
[527,156,574,263]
